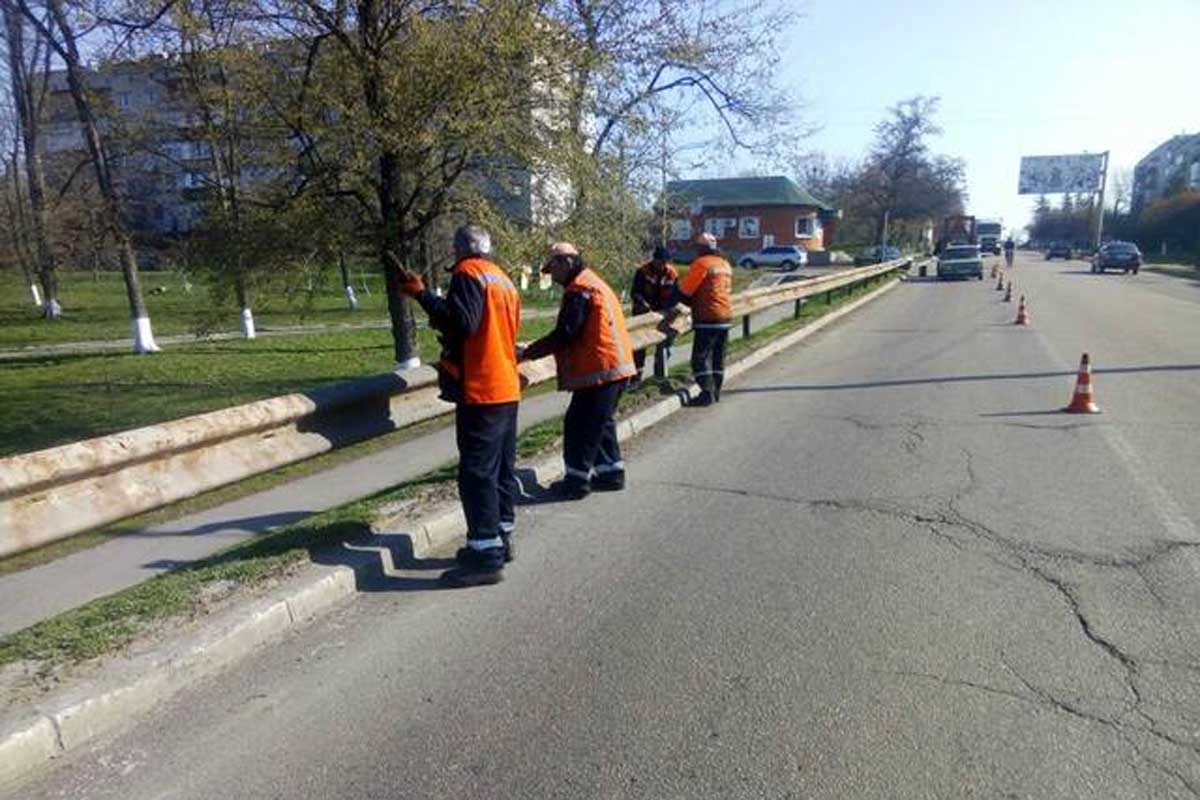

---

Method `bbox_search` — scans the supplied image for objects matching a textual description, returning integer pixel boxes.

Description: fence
[0,259,910,558]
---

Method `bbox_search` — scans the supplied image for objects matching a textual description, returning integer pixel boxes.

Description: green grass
[0,270,898,671]
[0,319,554,458]
[0,268,566,347]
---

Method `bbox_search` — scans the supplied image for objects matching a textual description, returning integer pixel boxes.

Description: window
[179,171,207,189]
[668,219,692,241]
[1189,161,1200,189]
[739,216,760,239]
[795,215,818,238]
[117,92,131,109]
[704,217,736,236]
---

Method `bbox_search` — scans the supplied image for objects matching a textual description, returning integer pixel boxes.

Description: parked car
[1092,241,1141,274]
[1045,242,1073,260]
[853,245,902,266]
[937,244,983,280]
[737,245,808,270]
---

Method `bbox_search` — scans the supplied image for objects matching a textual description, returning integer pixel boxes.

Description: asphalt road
[18,253,1200,799]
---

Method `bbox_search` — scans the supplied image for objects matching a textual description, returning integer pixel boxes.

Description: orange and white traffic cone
[1014,295,1030,325]
[1003,281,1013,302]
[1063,353,1101,413]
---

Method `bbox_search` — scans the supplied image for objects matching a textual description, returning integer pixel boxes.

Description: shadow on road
[723,363,1200,395]
[311,526,455,592]
[138,511,315,537]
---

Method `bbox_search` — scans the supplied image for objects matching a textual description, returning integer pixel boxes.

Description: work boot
[441,547,504,588]
[456,534,514,564]
[591,472,625,492]
[690,390,714,407]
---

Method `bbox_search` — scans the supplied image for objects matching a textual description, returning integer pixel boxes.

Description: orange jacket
[555,268,636,391]
[436,258,521,405]
[679,253,733,324]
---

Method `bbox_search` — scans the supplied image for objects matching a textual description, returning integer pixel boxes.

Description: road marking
[1102,426,1197,541]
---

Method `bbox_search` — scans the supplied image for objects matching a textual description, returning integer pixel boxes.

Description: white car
[738,245,808,271]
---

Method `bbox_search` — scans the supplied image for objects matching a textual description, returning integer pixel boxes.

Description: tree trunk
[41,0,156,350]
[3,1,61,319]
[339,251,359,310]
[374,130,416,367]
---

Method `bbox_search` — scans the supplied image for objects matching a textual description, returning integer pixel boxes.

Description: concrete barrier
[0,260,907,557]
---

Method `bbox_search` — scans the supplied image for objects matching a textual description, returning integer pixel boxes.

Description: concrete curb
[0,275,900,792]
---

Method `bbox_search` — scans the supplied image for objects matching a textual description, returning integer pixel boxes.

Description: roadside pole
[1092,151,1110,251]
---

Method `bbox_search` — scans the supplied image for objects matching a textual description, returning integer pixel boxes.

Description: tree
[2,0,62,317]
[804,97,965,249]
[246,0,565,368]
[11,0,162,351]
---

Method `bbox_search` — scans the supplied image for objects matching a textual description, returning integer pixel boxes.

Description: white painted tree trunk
[30,284,42,307]
[344,285,359,310]
[241,307,257,339]
[44,298,62,319]
[132,316,161,353]
[395,356,421,372]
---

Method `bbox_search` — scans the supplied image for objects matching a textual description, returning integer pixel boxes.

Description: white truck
[977,219,1003,255]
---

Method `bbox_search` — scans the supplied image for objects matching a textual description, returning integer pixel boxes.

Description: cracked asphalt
[17,254,1200,799]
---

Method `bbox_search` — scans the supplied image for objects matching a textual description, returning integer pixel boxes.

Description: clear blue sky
[714,0,1200,237]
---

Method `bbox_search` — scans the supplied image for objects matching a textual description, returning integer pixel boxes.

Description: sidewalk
[0,301,796,636]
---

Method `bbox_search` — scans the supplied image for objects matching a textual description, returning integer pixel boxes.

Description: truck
[977,219,1003,255]
[936,215,983,280]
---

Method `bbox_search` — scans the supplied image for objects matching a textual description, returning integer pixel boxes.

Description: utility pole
[1091,151,1110,252]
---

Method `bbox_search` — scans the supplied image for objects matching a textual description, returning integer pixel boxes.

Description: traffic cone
[996,273,1004,290]
[1003,281,1012,302]
[1063,353,1101,414]
[1014,296,1030,325]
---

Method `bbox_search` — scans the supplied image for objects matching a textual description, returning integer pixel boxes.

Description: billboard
[1018,153,1106,195]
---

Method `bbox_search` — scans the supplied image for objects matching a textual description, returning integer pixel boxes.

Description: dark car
[853,245,902,266]
[1092,241,1141,274]
[1045,242,1073,260]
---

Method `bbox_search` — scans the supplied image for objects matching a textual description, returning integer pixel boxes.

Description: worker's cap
[541,241,580,272]
[694,232,718,249]
[652,245,671,261]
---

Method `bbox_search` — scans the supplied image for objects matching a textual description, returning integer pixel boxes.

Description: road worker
[676,232,733,406]
[394,224,520,588]
[520,243,636,500]
[630,245,679,385]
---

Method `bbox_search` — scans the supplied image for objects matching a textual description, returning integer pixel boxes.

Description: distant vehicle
[937,215,977,252]
[853,245,902,266]
[1045,242,1073,260]
[737,245,808,271]
[977,219,1003,255]
[1092,241,1141,274]
[937,243,983,280]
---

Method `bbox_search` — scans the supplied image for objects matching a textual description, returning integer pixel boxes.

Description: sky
[709,0,1200,237]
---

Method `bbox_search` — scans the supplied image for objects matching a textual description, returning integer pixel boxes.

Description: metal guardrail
[0,259,909,557]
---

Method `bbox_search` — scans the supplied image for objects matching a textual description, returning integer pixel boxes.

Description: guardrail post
[742,314,751,339]
[653,342,667,379]
[793,298,803,319]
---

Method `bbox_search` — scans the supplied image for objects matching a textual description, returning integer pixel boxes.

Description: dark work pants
[634,332,675,379]
[455,402,518,551]
[563,380,625,489]
[692,326,730,399]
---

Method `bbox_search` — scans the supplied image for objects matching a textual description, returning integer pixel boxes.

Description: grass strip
[0,272,896,672]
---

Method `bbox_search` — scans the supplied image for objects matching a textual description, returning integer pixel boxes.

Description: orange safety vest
[555,268,636,391]
[679,254,733,324]
[438,257,521,405]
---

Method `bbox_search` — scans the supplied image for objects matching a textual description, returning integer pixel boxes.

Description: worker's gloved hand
[399,271,425,297]
[515,344,527,362]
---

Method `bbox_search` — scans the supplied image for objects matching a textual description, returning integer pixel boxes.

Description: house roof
[665,176,833,211]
